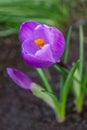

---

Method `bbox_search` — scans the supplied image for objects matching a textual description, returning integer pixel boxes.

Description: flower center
[34,38,44,48]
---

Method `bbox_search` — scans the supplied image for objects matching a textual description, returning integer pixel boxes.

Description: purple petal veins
[19,20,39,43]
[7,68,33,90]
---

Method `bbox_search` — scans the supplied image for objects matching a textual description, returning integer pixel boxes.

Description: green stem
[55,104,66,123]
[52,101,65,123]
[75,96,83,113]
[56,114,65,123]
[36,68,53,93]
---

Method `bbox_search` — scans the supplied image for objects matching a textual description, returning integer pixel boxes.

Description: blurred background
[0,0,87,130]
[0,0,87,37]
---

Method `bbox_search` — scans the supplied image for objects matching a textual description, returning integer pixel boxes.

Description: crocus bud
[7,68,33,90]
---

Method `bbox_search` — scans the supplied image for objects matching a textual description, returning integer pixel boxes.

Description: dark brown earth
[0,26,87,130]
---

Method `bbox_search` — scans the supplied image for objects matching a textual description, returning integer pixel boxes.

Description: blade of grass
[81,68,87,94]
[74,68,87,113]
[0,28,17,37]
[54,64,68,78]
[60,26,72,92]
[79,25,84,79]
[63,26,72,63]
[59,60,80,118]
[61,60,80,103]
[54,63,80,84]
[0,0,70,36]
[54,64,69,93]
[72,68,81,98]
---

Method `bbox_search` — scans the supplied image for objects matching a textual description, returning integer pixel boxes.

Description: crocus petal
[22,38,40,55]
[22,40,55,68]
[34,24,50,44]
[7,68,33,90]
[34,24,65,61]
[19,21,39,43]
[50,27,65,61]
[22,50,54,68]
[35,44,55,62]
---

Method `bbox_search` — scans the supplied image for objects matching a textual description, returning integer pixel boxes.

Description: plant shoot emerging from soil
[7,21,87,122]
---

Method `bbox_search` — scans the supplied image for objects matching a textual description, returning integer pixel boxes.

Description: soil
[0,26,87,130]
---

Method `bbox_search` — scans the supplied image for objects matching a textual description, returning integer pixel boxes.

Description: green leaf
[81,68,87,95]
[79,25,84,79]
[63,26,72,63]
[72,68,81,98]
[31,83,59,110]
[54,64,69,93]
[54,64,68,78]
[61,60,80,106]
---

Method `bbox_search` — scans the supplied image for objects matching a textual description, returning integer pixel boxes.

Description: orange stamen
[34,38,44,48]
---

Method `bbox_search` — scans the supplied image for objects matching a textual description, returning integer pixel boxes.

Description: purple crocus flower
[19,21,65,68]
[7,68,33,90]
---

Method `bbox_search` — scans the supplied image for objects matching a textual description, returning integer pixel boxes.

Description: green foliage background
[0,0,87,36]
